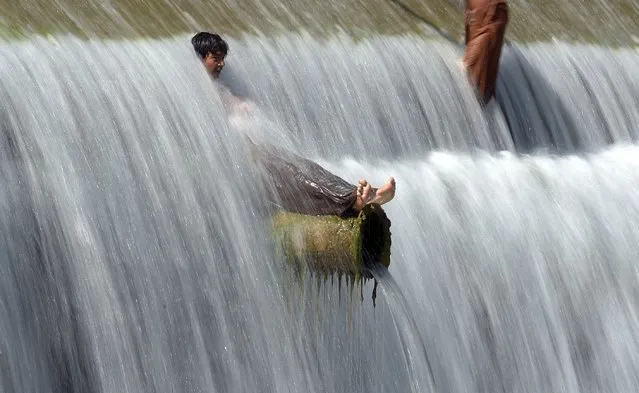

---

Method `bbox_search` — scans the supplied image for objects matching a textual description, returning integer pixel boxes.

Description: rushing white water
[2,34,639,393]
[326,145,639,392]
[223,34,639,157]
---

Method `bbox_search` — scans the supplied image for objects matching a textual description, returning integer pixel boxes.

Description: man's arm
[219,87,257,117]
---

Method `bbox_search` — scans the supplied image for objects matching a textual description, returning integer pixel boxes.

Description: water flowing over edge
[1,34,639,393]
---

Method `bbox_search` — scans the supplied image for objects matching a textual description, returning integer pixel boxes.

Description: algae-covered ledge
[1,0,639,46]
[272,203,392,279]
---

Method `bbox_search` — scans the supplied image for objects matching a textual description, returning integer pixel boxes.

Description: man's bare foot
[355,179,373,211]
[371,177,396,205]
[353,177,395,211]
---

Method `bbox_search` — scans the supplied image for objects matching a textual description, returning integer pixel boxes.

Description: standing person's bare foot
[353,177,395,212]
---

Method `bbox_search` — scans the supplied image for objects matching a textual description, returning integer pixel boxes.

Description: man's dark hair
[191,32,228,59]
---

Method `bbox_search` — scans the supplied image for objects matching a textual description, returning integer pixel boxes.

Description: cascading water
[0,36,421,393]
[324,146,639,392]
[224,34,639,157]
[2,31,639,393]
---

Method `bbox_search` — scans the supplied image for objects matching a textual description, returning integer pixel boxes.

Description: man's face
[204,51,226,78]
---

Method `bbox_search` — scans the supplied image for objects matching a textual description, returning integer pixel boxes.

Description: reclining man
[191,32,396,217]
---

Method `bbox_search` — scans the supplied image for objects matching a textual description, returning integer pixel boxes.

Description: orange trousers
[463,0,509,105]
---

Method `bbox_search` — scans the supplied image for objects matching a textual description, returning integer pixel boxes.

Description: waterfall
[324,146,639,392]
[223,34,639,156]
[2,33,639,393]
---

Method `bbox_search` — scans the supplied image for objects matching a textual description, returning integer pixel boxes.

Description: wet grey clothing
[250,141,359,217]
[220,85,359,217]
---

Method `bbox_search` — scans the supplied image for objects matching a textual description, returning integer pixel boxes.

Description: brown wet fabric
[464,0,509,105]
[249,141,360,217]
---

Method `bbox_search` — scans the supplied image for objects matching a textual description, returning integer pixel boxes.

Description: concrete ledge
[272,203,392,278]
[1,0,638,46]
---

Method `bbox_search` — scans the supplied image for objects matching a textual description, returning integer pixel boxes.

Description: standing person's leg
[463,0,509,105]
[482,2,508,103]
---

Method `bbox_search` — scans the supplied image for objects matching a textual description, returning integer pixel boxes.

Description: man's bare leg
[354,177,396,211]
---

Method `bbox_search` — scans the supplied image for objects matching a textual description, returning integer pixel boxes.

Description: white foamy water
[2,34,639,393]
[324,145,639,392]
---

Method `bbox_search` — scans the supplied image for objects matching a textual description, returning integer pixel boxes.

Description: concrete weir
[3,2,639,393]
[1,0,639,45]
[272,203,392,278]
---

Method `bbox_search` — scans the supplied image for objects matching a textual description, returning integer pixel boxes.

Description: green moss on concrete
[1,0,638,46]
[272,203,391,278]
